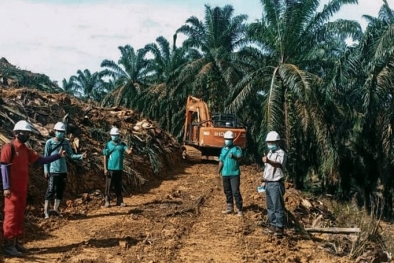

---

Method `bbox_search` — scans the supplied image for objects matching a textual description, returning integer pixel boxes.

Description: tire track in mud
[173,163,245,263]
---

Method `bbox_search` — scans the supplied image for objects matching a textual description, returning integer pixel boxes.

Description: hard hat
[266,131,280,141]
[54,122,66,131]
[223,130,235,139]
[110,127,120,135]
[13,120,32,132]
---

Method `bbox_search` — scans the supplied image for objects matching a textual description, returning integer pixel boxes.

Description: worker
[43,121,87,219]
[1,120,66,257]
[217,130,243,216]
[261,131,287,237]
[102,127,132,208]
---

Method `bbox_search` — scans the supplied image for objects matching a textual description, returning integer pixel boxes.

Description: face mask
[224,139,233,146]
[55,131,65,139]
[267,143,278,151]
[111,135,119,142]
[17,133,30,143]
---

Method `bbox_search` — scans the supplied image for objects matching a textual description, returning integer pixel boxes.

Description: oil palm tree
[69,69,106,101]
[228,0,361,188]
[343,0,394,215]
[175,4,248,113]
[100,45,148,107]
[135,34,190,134]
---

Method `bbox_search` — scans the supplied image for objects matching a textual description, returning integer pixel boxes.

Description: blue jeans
[222,175,243,210]
[265,181,285,228]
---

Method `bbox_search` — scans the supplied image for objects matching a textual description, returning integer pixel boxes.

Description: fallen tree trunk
[305,227,361,234]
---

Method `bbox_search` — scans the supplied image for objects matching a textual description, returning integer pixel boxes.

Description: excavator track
[182,145,202,163]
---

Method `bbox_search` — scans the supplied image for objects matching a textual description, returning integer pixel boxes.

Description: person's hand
[59,147,67,158]
[3,190,10,198]
[261,182,266,188]
[229,153,233,158]
[104,169,108,176]
[262,153,268,163]
[44,173,49,179]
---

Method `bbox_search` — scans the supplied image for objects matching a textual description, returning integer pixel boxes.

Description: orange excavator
[182,95,247,162]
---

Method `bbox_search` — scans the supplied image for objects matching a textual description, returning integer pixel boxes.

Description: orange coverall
[1,139,39,239]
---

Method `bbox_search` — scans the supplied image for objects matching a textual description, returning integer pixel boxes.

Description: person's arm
[218,161,223,175]
[231,147,242,160]
[43,140,51,177]
[65,141,84,160]
[218,148,225,175]
[266,153,284,168]
[36,153,62,165]
[103,144,109,175]
[1,164,10,190]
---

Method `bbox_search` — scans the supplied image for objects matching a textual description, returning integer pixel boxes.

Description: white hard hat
[54,122,66,131]
[13,120,32,132]
[223,130,235,139]
[110,127,120,135]
[266,131,280,141]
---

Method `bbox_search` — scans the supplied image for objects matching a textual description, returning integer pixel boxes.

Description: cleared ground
[2,163,360,263]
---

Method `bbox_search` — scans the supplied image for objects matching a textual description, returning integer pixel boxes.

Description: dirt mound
[0,87,182,209]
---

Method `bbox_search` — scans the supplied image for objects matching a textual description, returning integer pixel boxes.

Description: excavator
[182,95,247,162]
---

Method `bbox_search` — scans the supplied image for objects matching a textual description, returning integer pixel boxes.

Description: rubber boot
[116,196,126,207]
[104,196,110,208]
[3,238,23,257]
[44,200,50,219]
[237,208,243,216]
[15,238,28,253]
[53,199,63,217]
[221,203,234,214]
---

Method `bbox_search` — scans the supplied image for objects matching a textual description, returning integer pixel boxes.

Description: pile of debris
[0,87,182,206]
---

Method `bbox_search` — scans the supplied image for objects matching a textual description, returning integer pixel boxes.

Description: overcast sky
[0,0,385,84]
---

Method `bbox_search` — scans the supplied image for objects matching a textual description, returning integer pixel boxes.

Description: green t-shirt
[219,145,242,176]
[103,141,129,170]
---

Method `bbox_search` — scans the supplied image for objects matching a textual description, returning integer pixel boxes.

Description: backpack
[0,142,16,190]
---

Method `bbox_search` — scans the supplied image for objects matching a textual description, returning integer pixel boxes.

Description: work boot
[3,239,23,257]
[53,199,63,217]
[221,204,234,214]
[117,203,126,207]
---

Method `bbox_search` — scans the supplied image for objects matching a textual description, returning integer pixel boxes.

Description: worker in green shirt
[43,122,86,218]
[102,127,132,208]
[218,130,243,216]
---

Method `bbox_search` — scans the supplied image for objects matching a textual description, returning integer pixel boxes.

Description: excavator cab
[182,96,247,162]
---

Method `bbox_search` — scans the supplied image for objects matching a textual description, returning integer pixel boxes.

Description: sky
[0,0,387,84]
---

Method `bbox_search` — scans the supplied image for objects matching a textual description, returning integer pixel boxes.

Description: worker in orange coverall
[0,120,66,257]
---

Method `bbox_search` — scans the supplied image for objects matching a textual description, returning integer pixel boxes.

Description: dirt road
[2,163,353,263]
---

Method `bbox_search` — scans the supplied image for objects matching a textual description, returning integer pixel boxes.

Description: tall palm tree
[342,0,394,215]
[100,45,148,107]
[175,4,248,112]
[69,69,106,101]
[134,34,189,134]
[228,0,361,189]
[61,77,82,97]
